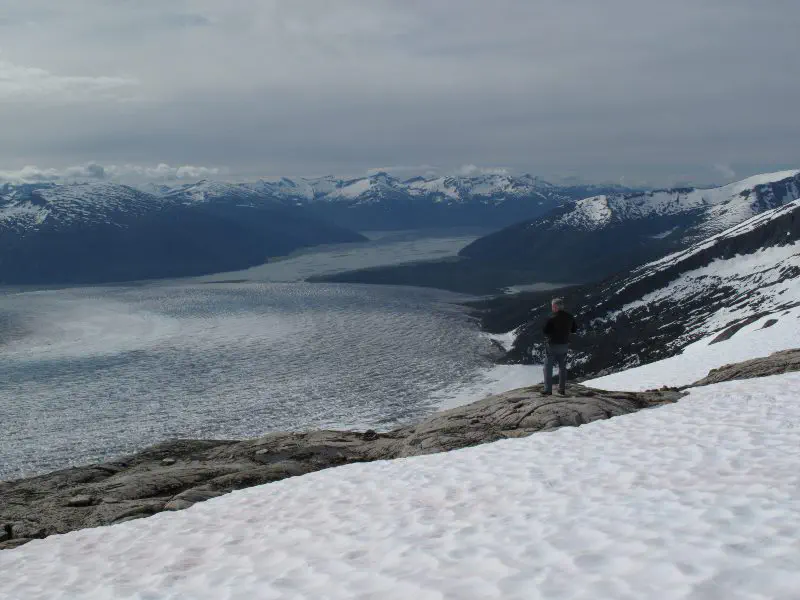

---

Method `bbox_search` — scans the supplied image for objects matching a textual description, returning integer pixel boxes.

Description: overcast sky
[1,0,798,187]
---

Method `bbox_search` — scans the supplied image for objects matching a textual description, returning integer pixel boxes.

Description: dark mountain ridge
[0,183,365,285]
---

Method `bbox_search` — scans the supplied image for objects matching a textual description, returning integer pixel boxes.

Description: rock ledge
[0,384,680,550]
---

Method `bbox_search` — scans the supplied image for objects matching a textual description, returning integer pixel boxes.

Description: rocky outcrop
[0,384,680,550]
[689,349,800,387]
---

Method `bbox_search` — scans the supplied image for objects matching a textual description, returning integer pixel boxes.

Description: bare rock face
[0,384,680,550]
[689,349,800,387]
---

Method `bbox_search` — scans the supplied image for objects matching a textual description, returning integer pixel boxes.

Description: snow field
[3,374,800,600]
[586,305,800,391]
[613,197,800,295]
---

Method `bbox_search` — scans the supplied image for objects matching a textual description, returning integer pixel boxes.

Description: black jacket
[543,310,577,345]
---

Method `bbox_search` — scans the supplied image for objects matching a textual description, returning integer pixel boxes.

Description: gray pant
[543,343,569,393]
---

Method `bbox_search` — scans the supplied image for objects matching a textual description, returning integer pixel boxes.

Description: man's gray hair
[551,297,565,310]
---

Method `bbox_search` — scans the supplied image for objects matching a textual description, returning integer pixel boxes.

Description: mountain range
[0,172,635,285]
[0,182,364,285]
[2,170,798,287]
[150,172,633,231]
[460,169,800,283]
[315,170,800,294]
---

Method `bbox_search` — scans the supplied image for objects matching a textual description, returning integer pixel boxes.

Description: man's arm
[543,318,553,335]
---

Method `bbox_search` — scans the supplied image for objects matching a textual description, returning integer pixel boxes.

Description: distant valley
[157,172,632,231]
[319,170,800,294]
[0,173,632,286]
[2,170,798,290]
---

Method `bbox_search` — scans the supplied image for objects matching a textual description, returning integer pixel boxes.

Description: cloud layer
[0,57,137,102]
[0,163,223,184]
[0,0,798,186]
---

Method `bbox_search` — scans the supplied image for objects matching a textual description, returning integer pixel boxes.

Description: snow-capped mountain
[0,182,364,285]
[247,172,559,204]
[0,182,167,234]
[553,170,799,237]
[160,180,273,205]
[490,194,800,378]
[461,169,800,283]
[141,173,632,231]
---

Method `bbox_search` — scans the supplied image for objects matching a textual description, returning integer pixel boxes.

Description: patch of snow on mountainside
[592,239,800,359]
[406,177,461,200]
[623,240,799,319]
[612,198,800,295]
[552,169,800,233]
[252,178,316,201]
[467,174,517,196]
[555,195,612,229]
[466,174,550,199]
[586,306,800,391]
[326,177,375,199]
[301,175,340,198]
[711,169,800,194]
[650,226,680,239]
[162,180,264,204]
[308,173,402,202]
[3,373,800,600]
[0,202,49,226]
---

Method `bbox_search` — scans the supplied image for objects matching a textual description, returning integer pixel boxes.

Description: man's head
[551,297,565,313]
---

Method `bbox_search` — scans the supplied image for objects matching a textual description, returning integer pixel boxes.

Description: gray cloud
[0,162,224,184]
[713,164,737,180]
[366,165,440,177]
[0,163,108,183]
[0,56,137,101]
[456,165,510,177]
[0,0,798,187]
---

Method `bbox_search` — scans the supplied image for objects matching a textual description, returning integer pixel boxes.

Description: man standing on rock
[542,297,577,396]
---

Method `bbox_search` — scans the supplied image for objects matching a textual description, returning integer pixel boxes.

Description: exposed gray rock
[0,383,681,550]
[6,521,46,541]
[164,488,226,511]
[64,494,93,508]
[689,349,800,387]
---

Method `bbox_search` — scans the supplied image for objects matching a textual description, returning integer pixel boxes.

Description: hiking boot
[542,391,552,396]
[558,390,566,396]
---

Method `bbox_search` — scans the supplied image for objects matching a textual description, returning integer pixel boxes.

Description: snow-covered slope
[0,182,168,233]
[497,196,800,378]
[461,170,800,282]
[160,180,270,205]
[586,306,800,390]
[3,373,799,600]
[555,169,799,236]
